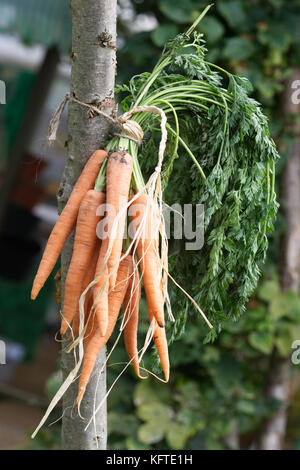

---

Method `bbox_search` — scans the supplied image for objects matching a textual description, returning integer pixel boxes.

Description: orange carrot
[123,258,141,377]
[93,238,109,337]
[149,311,169,382]
[106,151,133,290]
[130,193,165,327]
[71,241,100,338]
[77,255,133,407]
[31,150,107,300]
[60,190,105,335]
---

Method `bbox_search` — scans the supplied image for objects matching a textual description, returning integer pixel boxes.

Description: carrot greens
[110,11,279,338]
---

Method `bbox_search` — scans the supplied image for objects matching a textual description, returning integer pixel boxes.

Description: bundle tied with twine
[49,92,212,332]
[48,93,166,153]
[31,96,168,438]
[31,92,212,440]
[50,92,211,322]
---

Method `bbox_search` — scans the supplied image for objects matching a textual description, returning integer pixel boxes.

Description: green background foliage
[110,0,300,450]
[116,24,279,333]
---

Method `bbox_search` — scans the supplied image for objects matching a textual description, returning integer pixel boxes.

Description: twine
[48,94,167,165]
[119,105,167,174]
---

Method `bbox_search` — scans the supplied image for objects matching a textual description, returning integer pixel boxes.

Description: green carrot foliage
[111,10,279,339]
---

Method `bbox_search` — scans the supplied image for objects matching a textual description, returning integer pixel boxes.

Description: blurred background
[0,0,300,450]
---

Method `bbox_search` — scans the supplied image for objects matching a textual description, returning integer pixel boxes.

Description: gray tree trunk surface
[59,0,117,450]
[258,70,300,450]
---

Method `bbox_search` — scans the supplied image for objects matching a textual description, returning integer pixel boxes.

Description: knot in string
[120,105,167,174]
[47,97,167,174]
[117,118,144,146]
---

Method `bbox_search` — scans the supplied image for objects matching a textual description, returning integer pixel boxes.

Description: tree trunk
[59,0,117,450]
[258,69,300,450]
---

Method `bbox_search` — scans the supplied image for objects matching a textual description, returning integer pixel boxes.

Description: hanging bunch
[31,6,279,433]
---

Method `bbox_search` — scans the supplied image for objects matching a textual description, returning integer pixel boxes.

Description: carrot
[106,151,133,290]
[60,190,105,336]
[123,258,141,377]
[77,254,133,407]
[71,241,100,338]
[130,193,165,327]
[31,150,107,300]
[93,238,109,337]
[149,311,169,382]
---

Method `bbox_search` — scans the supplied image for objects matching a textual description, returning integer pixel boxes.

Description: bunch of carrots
[31,149,169,408]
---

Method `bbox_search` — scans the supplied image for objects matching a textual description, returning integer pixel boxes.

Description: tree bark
[59,0,117,450]
[258,69,300,450]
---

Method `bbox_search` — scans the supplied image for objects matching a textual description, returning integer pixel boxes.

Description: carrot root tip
[60,324,68,336]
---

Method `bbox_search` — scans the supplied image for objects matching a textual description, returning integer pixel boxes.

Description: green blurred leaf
[275,325,294,357]
[159,0,194,24]
[166,422,191,449]
[236,399,256,415]
[269,0,284,7]
[258,22,292,52]
[177,408,206,431]
[125,437,151,450]
[258,280,279,301]
[108,412,138,437]
[198,16,225,44]
[134,379,171,406]
[151,24,178,47]
[138,422,165,444]
[256,78,283,101]
[45,371,63,399]
[108,375,134,408]
[121,33,156,68]
[269,291,300,321]
[290,325,300,343]
[176,381,201,409]
[137,402,172,424]
[210,356,242,391]
[217,1,247,29]
[249,330,274,354]
[223,38,256,61]
[23,427,61,450]
[202,345,220,362]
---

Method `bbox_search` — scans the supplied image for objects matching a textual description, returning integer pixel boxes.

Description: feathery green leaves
[113,19,279,339]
